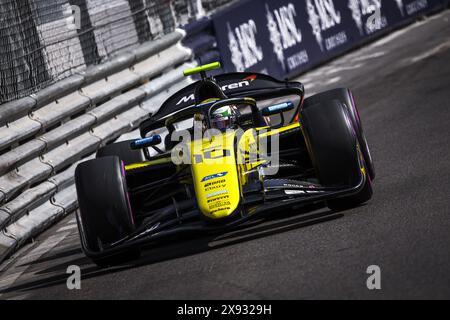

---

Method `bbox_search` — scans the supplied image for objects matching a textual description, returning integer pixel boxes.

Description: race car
[75,62,375,267]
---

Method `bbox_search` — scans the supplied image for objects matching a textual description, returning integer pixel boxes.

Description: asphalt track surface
[0,10,449,300]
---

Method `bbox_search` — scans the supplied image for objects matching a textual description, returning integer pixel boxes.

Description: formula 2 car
[75,62,375,267]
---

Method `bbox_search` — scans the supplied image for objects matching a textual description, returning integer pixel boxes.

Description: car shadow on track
[0,204,345,296]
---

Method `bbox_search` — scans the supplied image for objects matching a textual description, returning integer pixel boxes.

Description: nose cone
[190,132,241,220]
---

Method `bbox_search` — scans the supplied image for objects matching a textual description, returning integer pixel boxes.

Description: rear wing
[152,72,304,120]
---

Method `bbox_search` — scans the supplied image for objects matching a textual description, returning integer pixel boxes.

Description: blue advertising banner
[213,0,324,79]
[394,0,444,18]
[211,0,446,79]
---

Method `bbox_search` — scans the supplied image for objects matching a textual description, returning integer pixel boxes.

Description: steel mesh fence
[1,0,235,105]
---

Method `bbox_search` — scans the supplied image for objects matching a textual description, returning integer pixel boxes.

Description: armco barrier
[205,0,447,79]
[0,30,194,263]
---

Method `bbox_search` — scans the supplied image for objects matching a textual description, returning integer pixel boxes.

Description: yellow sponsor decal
[124,157,172,171]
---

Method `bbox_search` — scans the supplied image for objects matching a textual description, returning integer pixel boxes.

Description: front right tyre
[304,88,375,181]
[96,140,146,165]
[301,99,373,211]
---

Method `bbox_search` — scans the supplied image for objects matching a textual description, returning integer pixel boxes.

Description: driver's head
[211,106,236,131]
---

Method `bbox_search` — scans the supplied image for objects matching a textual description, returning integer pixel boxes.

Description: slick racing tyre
[301,100,373,211]
[96,140,146,166]
[75,156,140,267]
[304,88,375,181]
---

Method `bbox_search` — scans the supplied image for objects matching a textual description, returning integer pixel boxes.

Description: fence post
[68,0,101,66]
[128,0,152,44]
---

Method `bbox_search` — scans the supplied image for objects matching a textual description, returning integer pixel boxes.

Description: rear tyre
[75,156,141,267]
[304,88,375,181]
[96,140,146,166]
[301,100,372,211]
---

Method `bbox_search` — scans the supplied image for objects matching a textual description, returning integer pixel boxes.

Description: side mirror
[261,101,295,117]
[130,135,162,150]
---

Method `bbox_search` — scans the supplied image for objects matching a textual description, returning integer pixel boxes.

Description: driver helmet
[211,106,236,131]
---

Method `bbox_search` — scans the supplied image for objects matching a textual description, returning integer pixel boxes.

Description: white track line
[352,52,386,62]
[410,39,450,63]
[371,19,429,48]
[56,224,77,233]
[6,293,30,300]
[0,232,71,296]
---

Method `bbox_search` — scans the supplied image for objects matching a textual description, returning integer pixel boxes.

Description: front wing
[76,169,367,260]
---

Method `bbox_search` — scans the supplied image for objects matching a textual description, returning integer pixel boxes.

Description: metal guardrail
[0,31,184,127]
[0,30,194,263]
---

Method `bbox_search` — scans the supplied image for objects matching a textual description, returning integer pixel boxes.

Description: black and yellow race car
[74,62,375,267]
